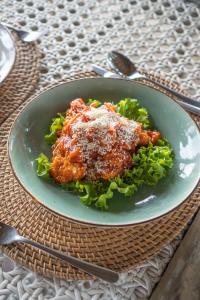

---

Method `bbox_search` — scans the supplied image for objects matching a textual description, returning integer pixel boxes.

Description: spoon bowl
[107,51,137,76]
[0,222,19,245]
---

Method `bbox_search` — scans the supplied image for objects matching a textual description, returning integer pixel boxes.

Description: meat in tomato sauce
[50,99,160,183]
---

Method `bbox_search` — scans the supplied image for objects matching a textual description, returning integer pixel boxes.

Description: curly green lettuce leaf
[62,180,109,209]
[62,180,126,210]
[86,98,102,107]
[36,153,51,181]
[95,180,138,209]
[116,98,151,129]
[125,139,174,186]
[45,113,65,145]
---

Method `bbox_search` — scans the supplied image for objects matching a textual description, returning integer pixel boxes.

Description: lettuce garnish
[86,99,102,107]
[45,113,65,145]
[36,99,174,210]
[116,98,151,129]
[36,153,51,181]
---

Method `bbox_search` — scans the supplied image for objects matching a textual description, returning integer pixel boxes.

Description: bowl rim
[7,76,200,227]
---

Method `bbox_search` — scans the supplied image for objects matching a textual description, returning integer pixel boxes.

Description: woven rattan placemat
[0,72,199,280]
[0,32,40,125]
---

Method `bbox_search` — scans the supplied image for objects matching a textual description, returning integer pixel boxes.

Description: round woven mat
[0,72,199,280]
[0,32,40,124]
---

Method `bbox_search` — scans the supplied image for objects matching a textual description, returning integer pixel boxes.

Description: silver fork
[1,22,48,42]
[0,222,119,282]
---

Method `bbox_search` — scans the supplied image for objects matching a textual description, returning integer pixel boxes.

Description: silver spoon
[0,222,119,282]
[107,51,200,116]
[1,22,48,42]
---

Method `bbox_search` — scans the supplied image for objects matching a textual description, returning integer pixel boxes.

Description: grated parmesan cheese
[69,105,140,179]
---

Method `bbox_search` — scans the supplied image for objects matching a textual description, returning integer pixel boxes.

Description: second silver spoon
[0,221,119,282]
[1,22,48,42]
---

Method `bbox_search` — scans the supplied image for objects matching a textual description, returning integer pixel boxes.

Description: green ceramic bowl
[8,78,200,227]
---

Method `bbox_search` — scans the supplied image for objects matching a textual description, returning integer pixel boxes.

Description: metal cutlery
[106,51,200,116]
[92,64,121,78]
[0,222,119,282]
[92,64,200,116]
[1,22,48,42]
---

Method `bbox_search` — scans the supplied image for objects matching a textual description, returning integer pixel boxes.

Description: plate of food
[0,23,16,84]
[8,78,200,226]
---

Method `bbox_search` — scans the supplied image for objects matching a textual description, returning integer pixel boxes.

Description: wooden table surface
[150,209,200,300]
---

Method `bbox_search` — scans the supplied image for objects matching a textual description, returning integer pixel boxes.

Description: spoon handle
[140,76,200,115]
[1,22,16,31]
[92,65,200,116]
[20,237,119,282]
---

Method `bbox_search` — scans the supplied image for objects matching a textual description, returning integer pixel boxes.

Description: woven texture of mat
[0,32,40,125]
[0,71,199,281]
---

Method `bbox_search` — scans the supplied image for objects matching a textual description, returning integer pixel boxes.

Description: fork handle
[20,237,119,282]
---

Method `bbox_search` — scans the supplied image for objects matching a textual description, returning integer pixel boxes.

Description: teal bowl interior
[8,78,200,226]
